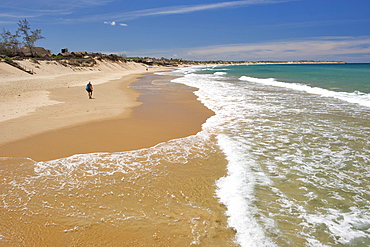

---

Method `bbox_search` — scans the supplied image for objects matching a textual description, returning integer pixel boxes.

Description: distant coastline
[176,60,346,67]
[128,56,346,67]
[240,60,346,65]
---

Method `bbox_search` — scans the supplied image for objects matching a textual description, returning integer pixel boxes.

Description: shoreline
[0,67,214,161]
[0,64,237,245]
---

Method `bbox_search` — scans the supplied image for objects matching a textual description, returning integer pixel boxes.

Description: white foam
[169,66,370,246]
[216,134,276,246]
[168,68,282,245]
[240,76,370,108]
[305,208,370,245]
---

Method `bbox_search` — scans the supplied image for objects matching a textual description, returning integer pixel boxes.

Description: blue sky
[1,0,370,62]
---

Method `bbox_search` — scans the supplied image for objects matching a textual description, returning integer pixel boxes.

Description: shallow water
[0,130,235,246]
[165,64,370,246]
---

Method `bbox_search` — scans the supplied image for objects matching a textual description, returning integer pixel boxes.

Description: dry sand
[0,60,155,145]
[0,59,178,151]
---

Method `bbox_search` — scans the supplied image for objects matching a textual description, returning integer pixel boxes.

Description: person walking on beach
[86,81,93,99]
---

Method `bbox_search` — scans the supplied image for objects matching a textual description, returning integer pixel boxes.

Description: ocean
[1,63,369,246]
[162,63,370,246]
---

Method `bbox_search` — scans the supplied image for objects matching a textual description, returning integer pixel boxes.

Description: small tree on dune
[17,19,45,57]
[0,28,21,56]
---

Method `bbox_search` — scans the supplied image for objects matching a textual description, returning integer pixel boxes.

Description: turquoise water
[203,63,370,94]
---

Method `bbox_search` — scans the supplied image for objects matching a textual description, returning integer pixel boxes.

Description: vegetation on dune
[0,19,44,57]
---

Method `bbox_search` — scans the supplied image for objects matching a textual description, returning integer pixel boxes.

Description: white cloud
[99,36,370,62]
[116,0,295,21]
[0,13,30,18]
[176,36,370,61]
[2,0,295,25]
[1,0,113,18]
[104,21,116,25]
[17,0,113,9]
[104,21,127,27]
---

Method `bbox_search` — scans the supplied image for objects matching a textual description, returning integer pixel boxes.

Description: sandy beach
[0,60,236,246]
[0,60,157,146]
[0,68,213,161]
